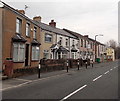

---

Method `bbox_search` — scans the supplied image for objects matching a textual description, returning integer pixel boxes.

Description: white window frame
[13,43,25,62]
[33,27,37,39]
[26,23,30,37]
[43,50,49,59]
[16,18,22,34]
[45,33,53,42]
[32,46,40,60]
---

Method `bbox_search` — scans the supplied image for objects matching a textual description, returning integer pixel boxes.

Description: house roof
[31,39,41,46]
[2,1,40,27]
[36,22,77,39]
[57,46,69,53]
[63,29,83,39]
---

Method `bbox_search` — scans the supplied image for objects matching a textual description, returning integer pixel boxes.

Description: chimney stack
[18,10,25,14]
[49,20,56,27]
[33,16,41,22]
[84,35,89,38]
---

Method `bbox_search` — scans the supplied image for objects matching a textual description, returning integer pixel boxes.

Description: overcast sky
[3,0,119,44]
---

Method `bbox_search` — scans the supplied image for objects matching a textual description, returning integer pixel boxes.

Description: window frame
[13,42,25,62]
[16,18,22,34]
[33,27,37,39]
[26,23,30,37]
[45,33,53,43]
[32,46,40,61]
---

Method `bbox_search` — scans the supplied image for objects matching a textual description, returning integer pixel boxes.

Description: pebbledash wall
[1,2,41,71]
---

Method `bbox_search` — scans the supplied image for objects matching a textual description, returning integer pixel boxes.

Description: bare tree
[105,39,117,49]
[105,39,119,59]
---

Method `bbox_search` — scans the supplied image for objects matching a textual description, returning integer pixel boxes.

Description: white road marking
[60,85,87,101]
[104,71,109,75]
[93,75,102,82]
[110,69,113,71]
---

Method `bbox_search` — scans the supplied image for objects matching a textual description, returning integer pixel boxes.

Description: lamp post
[95,34,103,62]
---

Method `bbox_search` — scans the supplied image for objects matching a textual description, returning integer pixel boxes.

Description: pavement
[1,60,119,100]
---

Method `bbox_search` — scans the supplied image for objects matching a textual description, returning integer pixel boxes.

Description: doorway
[25,44,29,66]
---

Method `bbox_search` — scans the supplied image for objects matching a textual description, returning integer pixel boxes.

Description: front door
[25,44,29,66]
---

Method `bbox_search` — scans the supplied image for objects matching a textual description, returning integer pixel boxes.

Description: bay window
[13,43,25,62]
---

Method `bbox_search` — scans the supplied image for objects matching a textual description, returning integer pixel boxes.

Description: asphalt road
[2,60,119,100]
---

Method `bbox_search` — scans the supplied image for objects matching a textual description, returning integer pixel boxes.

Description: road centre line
[104,71,109,75]
[110,69,113,71]
[60,85,87,101]
[93,75,102,82]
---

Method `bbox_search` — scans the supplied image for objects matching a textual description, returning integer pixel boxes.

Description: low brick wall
[12,59,90,77]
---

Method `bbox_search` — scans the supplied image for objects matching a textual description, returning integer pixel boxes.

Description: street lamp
[95,34,103,62]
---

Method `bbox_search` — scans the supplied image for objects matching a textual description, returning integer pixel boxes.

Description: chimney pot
[18,10,25,14]
[33,16,41,22]
[49,20,56,27]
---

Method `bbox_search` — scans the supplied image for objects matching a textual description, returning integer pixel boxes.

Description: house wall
[70,38,79,59]
[3,6,41,70]
[0,8,3,71]
[106,48,115,61]
[40,30,56,59]
[56,34,70,58]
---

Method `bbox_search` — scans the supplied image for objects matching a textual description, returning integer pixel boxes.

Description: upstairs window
[81,39,83,47]
[91,42,93,49]
[16,18,22,34]
[59,37,62,45]
[33,27,37,39]
[72,40,75,46]
[66,38,69,47]
[45,33,52,42]
[26,23,30,37]
[84,40,86,48]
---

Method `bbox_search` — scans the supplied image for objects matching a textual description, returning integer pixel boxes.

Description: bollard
[91,60,93,67]
[78,59,79,70]
[85,61,87,69]
[66,60,69,72]
[38,64,41,78]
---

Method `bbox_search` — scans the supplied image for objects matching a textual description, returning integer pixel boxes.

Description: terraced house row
[0,1,106,72]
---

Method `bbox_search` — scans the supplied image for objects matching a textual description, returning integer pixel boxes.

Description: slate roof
[63,29,83,39]
[31,39,41,46]
[50,44,57,48]
[33,21,77,39]
[57,46,69,53]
